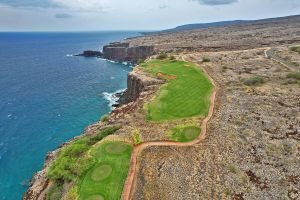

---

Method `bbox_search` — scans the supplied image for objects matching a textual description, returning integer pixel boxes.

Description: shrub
[132,129,142,145]
[202,57,210,62]
[243,76,265,86]
[222,66,228,72]
[157,53,168,60]
[228,164,238,174]
[100,114,109,122]
[137,59,145,65]
[47,126,120,182]
[64,185,79,200]
[47,183,63,200]
[287,72,300,80]
[289,46,300,54]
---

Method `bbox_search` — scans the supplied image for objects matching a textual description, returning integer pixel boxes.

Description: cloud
[55,13,72,18]
[0,0,56,8]
[50,0,112,12]
[194,0,238,5]
[0,0,112,12]
[159,4,169,9]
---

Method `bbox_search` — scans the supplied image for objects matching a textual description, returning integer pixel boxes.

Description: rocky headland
[24,14,300,200]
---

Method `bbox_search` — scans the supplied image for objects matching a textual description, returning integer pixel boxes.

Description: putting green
[142,60,213,121]
[79,141,132,200]
[168,125,201,142]
[91,165,112,182]
[85,195,104,200]
[105,143,128,154]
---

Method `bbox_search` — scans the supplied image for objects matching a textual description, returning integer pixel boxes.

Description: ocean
[0,31,139,200]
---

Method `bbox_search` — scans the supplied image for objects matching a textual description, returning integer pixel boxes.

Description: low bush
[100,114,109,122]
[157,53,168,60]
[47,126,120,182]
[289,46,300,54]
[202,57,211,62]
[243,76,265,86]
[132,129,142,145]
[47,183,63,200]
[169,55,176,60]
[137,59,145,65]
[287,72,300,80]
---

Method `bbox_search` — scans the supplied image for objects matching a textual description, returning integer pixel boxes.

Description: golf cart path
[121,55,217,200]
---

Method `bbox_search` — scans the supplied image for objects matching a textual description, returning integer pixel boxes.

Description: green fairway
[142,60,213,121]
[167,125,201,142]
[79,141,133,200]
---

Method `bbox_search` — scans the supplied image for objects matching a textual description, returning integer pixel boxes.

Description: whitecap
[102,89,126,109]
[66,54,73,57]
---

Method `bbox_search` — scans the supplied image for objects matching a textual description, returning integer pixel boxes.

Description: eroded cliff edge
[102,42,155,63]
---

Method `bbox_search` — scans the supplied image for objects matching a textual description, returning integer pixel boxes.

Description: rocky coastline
[23,46,159,200]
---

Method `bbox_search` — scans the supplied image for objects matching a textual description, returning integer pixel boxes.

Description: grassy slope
[142,60,213,121]
[79,141,133,200]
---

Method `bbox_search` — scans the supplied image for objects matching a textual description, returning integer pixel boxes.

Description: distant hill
[142,15,300,35]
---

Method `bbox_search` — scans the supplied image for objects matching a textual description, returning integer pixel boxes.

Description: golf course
[79,141,133,200]
[45,58,214,200]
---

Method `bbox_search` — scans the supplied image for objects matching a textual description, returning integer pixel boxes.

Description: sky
[0,0,299,31]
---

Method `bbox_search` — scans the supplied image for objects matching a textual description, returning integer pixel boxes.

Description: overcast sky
[0,0,299,31]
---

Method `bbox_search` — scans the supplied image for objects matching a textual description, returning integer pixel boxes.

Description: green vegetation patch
[79,141,133,200]
[47,126,120,182]
[286,72,300,85]
[47,183,63,200]
[243,76,265,86]
[202,57,211,62]
[287,72,300,80]
[167,125,201,142]
[290,46,300,54]
[142,60,213,121]
[156,53,168,60]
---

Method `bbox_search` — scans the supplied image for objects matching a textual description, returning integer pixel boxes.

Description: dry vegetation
[133,47,300,200]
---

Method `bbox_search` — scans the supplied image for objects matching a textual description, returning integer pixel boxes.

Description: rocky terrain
[123,15,300,53]
[133,48,300,200]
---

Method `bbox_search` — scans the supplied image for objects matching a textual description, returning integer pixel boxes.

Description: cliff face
[126,70,164,102]
[103,42,155,62]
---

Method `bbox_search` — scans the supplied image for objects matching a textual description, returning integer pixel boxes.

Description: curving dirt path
[121,56,217,200]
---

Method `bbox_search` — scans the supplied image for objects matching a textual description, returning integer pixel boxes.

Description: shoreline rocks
[74,50,103,57]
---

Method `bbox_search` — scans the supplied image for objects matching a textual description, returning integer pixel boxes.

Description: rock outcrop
[103,42,155,63]
[126,70,164,102]
[75,50,103,57]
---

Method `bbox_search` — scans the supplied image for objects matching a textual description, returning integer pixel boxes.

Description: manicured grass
[79,141,133,200]
[167,125,201,142]
[142,60,213,121]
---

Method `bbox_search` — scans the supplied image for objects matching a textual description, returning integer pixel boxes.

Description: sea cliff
[102,42,155,63]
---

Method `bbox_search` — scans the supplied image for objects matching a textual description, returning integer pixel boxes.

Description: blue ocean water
[0,31,139,200]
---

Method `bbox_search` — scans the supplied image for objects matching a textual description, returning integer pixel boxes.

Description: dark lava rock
[75,50,103,57]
